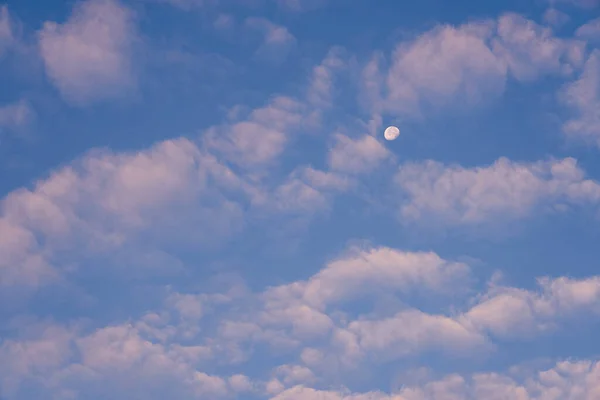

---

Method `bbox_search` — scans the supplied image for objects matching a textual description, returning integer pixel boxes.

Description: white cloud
[38,0,137,105]
[575,17,600,42]
[462,276,600,339]
[394,157,600,225]
[375,14,585,119]
[0,137,247,287]
[205,96,305,170]
[561,50,600,146]
[263,246,471,311]
[492,13,585,81]
[3,259,600,398]
[344,309,490,361]
[385,21,506,117]
[270,359,600,399]
[328,134,391,175]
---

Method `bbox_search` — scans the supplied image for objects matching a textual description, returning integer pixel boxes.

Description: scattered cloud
[328,134,391,175]
[492,13,585,81]
[0,5,14,57]
[204,96,305,170]
[0,100,34,132]
[371,13,585,119]
[271,360,600,399]
[5,2,600,399]
[576,17,600,43]
[384,20,507,117]
[152,0,218,10]
[552,0,600,8]
[3,246,600,398]
[274,0,329,12]
[307,47,346,109]
[561,50,600,146]
[38,0,138,105]
[245,17,297,62]
[542,8,570,28]
[0,137,247,287]
[394,157,600,225]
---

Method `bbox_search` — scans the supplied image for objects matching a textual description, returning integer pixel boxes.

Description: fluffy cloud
[204,96,305,170]
[3,251,600,398]
[372,13,585,119]
[271,360,600,399]
[462,276,600,339]
[385,21,506,116]
[492,13,585,81]
[6,4,600,399]
[38,0,137,105]
[394,157,600,225]
[328,134,391,175]
[0,137,246,287]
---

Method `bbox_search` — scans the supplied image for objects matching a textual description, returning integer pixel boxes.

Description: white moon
[384,125,400,141]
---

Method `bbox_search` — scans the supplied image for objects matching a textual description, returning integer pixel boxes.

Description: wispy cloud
[0,100,34,131]
[0,5,14,57]
[245,17,297,63]
[561,50,600,146]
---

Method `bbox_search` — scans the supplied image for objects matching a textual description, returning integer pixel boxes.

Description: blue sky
[2,0,600,398]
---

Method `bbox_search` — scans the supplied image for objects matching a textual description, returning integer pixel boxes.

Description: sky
[2,0,600,398]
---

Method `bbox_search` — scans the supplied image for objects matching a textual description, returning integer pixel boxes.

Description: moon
[384,125,400,141]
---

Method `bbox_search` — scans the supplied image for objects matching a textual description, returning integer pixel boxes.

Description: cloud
[4,262,600,398]
[0,137,247,287]
[274,0,329,12]
[542,8,570,28]
[553,0,599,8]
[0,80,359,289]
[561,50,600,146]
[0,5,14,57]
[263,246,471,310]
[307,47,346,108]
[245,17,296,62]
[152,0,218,10]
[38,0,137,105]
[328,134,391,175]
[576,18,600,42]
[394,157,600,225]
[492,13,585,81]
[204,96,305,170]
[0,100,34,131]
[385,21,506,117]
[271,359,600,399]
[374,14,585,119]
[462,276,600,339]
